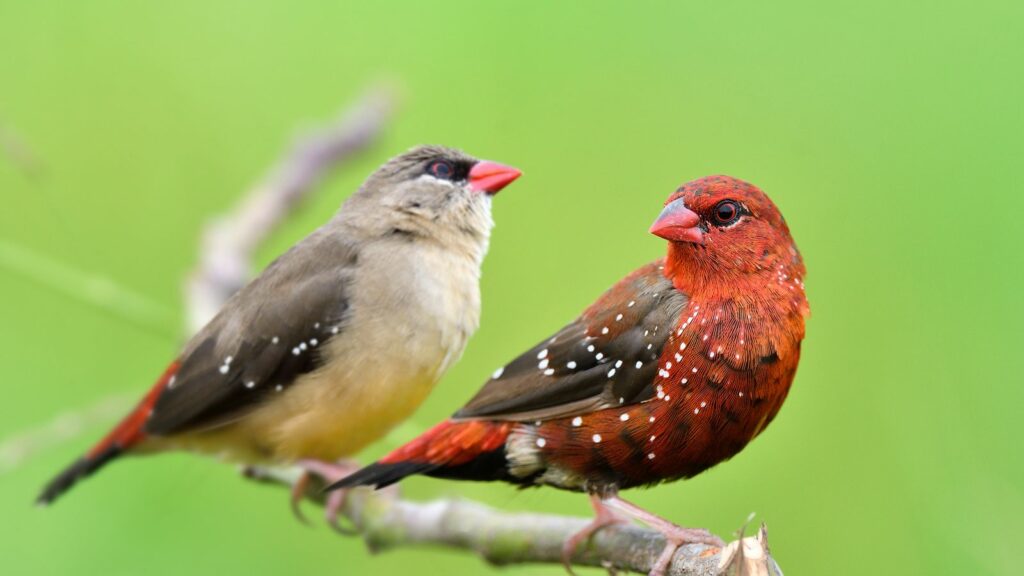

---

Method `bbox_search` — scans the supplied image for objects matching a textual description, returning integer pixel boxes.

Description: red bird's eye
[427,160,454,180]
[713,200,741,226]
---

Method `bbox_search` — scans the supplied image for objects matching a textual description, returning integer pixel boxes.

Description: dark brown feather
[454,261,687,422]
[145,231,358,435]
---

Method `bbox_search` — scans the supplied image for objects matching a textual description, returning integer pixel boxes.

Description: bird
[37,145,524,526]
[330,175,809,576]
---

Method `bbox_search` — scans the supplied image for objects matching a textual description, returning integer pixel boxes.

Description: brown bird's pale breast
[154,238,484,463]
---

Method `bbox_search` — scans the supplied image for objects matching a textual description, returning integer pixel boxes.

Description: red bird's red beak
[468,161,522,195]
[650,199,703,244]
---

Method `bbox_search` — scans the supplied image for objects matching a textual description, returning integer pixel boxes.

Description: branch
[245,466,782,576]
[1,394,134,475]
[185,84,396,332]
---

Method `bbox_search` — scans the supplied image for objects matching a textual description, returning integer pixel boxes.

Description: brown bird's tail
[330,419,515,490]
[36,362,178,505]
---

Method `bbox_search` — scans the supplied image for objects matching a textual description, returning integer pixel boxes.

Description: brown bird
[331,175,809,575]
[37,145,523,526]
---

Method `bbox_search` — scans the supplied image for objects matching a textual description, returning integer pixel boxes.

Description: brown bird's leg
[603,495,724,576]
[289,470,313,525]
[295,459,361,534]
[562,493,628,575]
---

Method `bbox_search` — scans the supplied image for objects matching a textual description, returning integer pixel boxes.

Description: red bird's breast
[530,265,808,491]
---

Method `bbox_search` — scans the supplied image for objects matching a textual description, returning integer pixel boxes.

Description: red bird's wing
[454,261,688,422]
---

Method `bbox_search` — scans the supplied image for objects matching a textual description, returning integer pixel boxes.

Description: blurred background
[2,1,1021,575]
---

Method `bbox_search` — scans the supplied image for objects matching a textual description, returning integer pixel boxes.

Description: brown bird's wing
[454,260,688,422]
[145,231,358,436]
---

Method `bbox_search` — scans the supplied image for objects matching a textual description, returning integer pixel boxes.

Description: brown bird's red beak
[650,198,703,244]
[468,161,522,195]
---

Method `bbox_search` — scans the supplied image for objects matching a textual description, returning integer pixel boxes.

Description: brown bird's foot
[604,495,724,576]
[562,493,629,576]
[294,459,361,534]
[289,470,313,525]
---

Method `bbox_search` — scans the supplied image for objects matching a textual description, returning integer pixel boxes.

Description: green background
[1,2,1021,575]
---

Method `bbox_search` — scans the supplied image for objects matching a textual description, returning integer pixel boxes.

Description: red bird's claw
[324,488,358,535]
[561,496,628,576]
[647,527,724,576]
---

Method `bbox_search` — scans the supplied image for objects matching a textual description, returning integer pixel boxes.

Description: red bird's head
[651,175,805,299]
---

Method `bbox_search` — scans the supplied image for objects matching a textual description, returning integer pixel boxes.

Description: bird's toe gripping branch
[287,459,363,534]
[603,495,725,576]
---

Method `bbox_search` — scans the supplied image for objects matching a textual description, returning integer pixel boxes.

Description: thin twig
[185,84,396,331]
[1,395,133,475]
[245,466,781,576]
[0,239,176,337]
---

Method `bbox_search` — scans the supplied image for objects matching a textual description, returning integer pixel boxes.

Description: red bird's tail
[331,420,514,490]
[36,362,178,505]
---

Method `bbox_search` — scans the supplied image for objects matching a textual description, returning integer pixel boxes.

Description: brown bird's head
[342,145,521,251]
[651,175,805,298]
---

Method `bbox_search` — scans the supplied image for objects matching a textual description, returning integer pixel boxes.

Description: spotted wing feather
[145,232,358,435]
[454,261,688,422]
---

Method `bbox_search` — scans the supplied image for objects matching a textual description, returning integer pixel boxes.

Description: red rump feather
[87,361,179,457]
[330,420,516,490]
[380,420,513,467]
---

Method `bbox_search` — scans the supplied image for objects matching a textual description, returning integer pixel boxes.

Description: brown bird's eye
[427,160,454,180]
[713,200,741,226]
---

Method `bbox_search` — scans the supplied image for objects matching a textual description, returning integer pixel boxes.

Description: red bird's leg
[603,495,724,576]
[562,493,628,575]
[295,459,362,534]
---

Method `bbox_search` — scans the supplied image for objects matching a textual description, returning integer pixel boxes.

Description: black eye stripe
[425,159,472,182]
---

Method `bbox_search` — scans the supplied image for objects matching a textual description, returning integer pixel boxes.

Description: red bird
[332,175,809,576]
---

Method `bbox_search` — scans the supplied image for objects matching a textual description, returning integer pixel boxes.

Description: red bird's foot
[293,459,361,534]
[562,494,629,575]
[604,496,724,576]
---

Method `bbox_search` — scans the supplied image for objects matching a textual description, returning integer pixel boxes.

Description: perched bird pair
[37,145,523,522]
[40,146,808,576]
